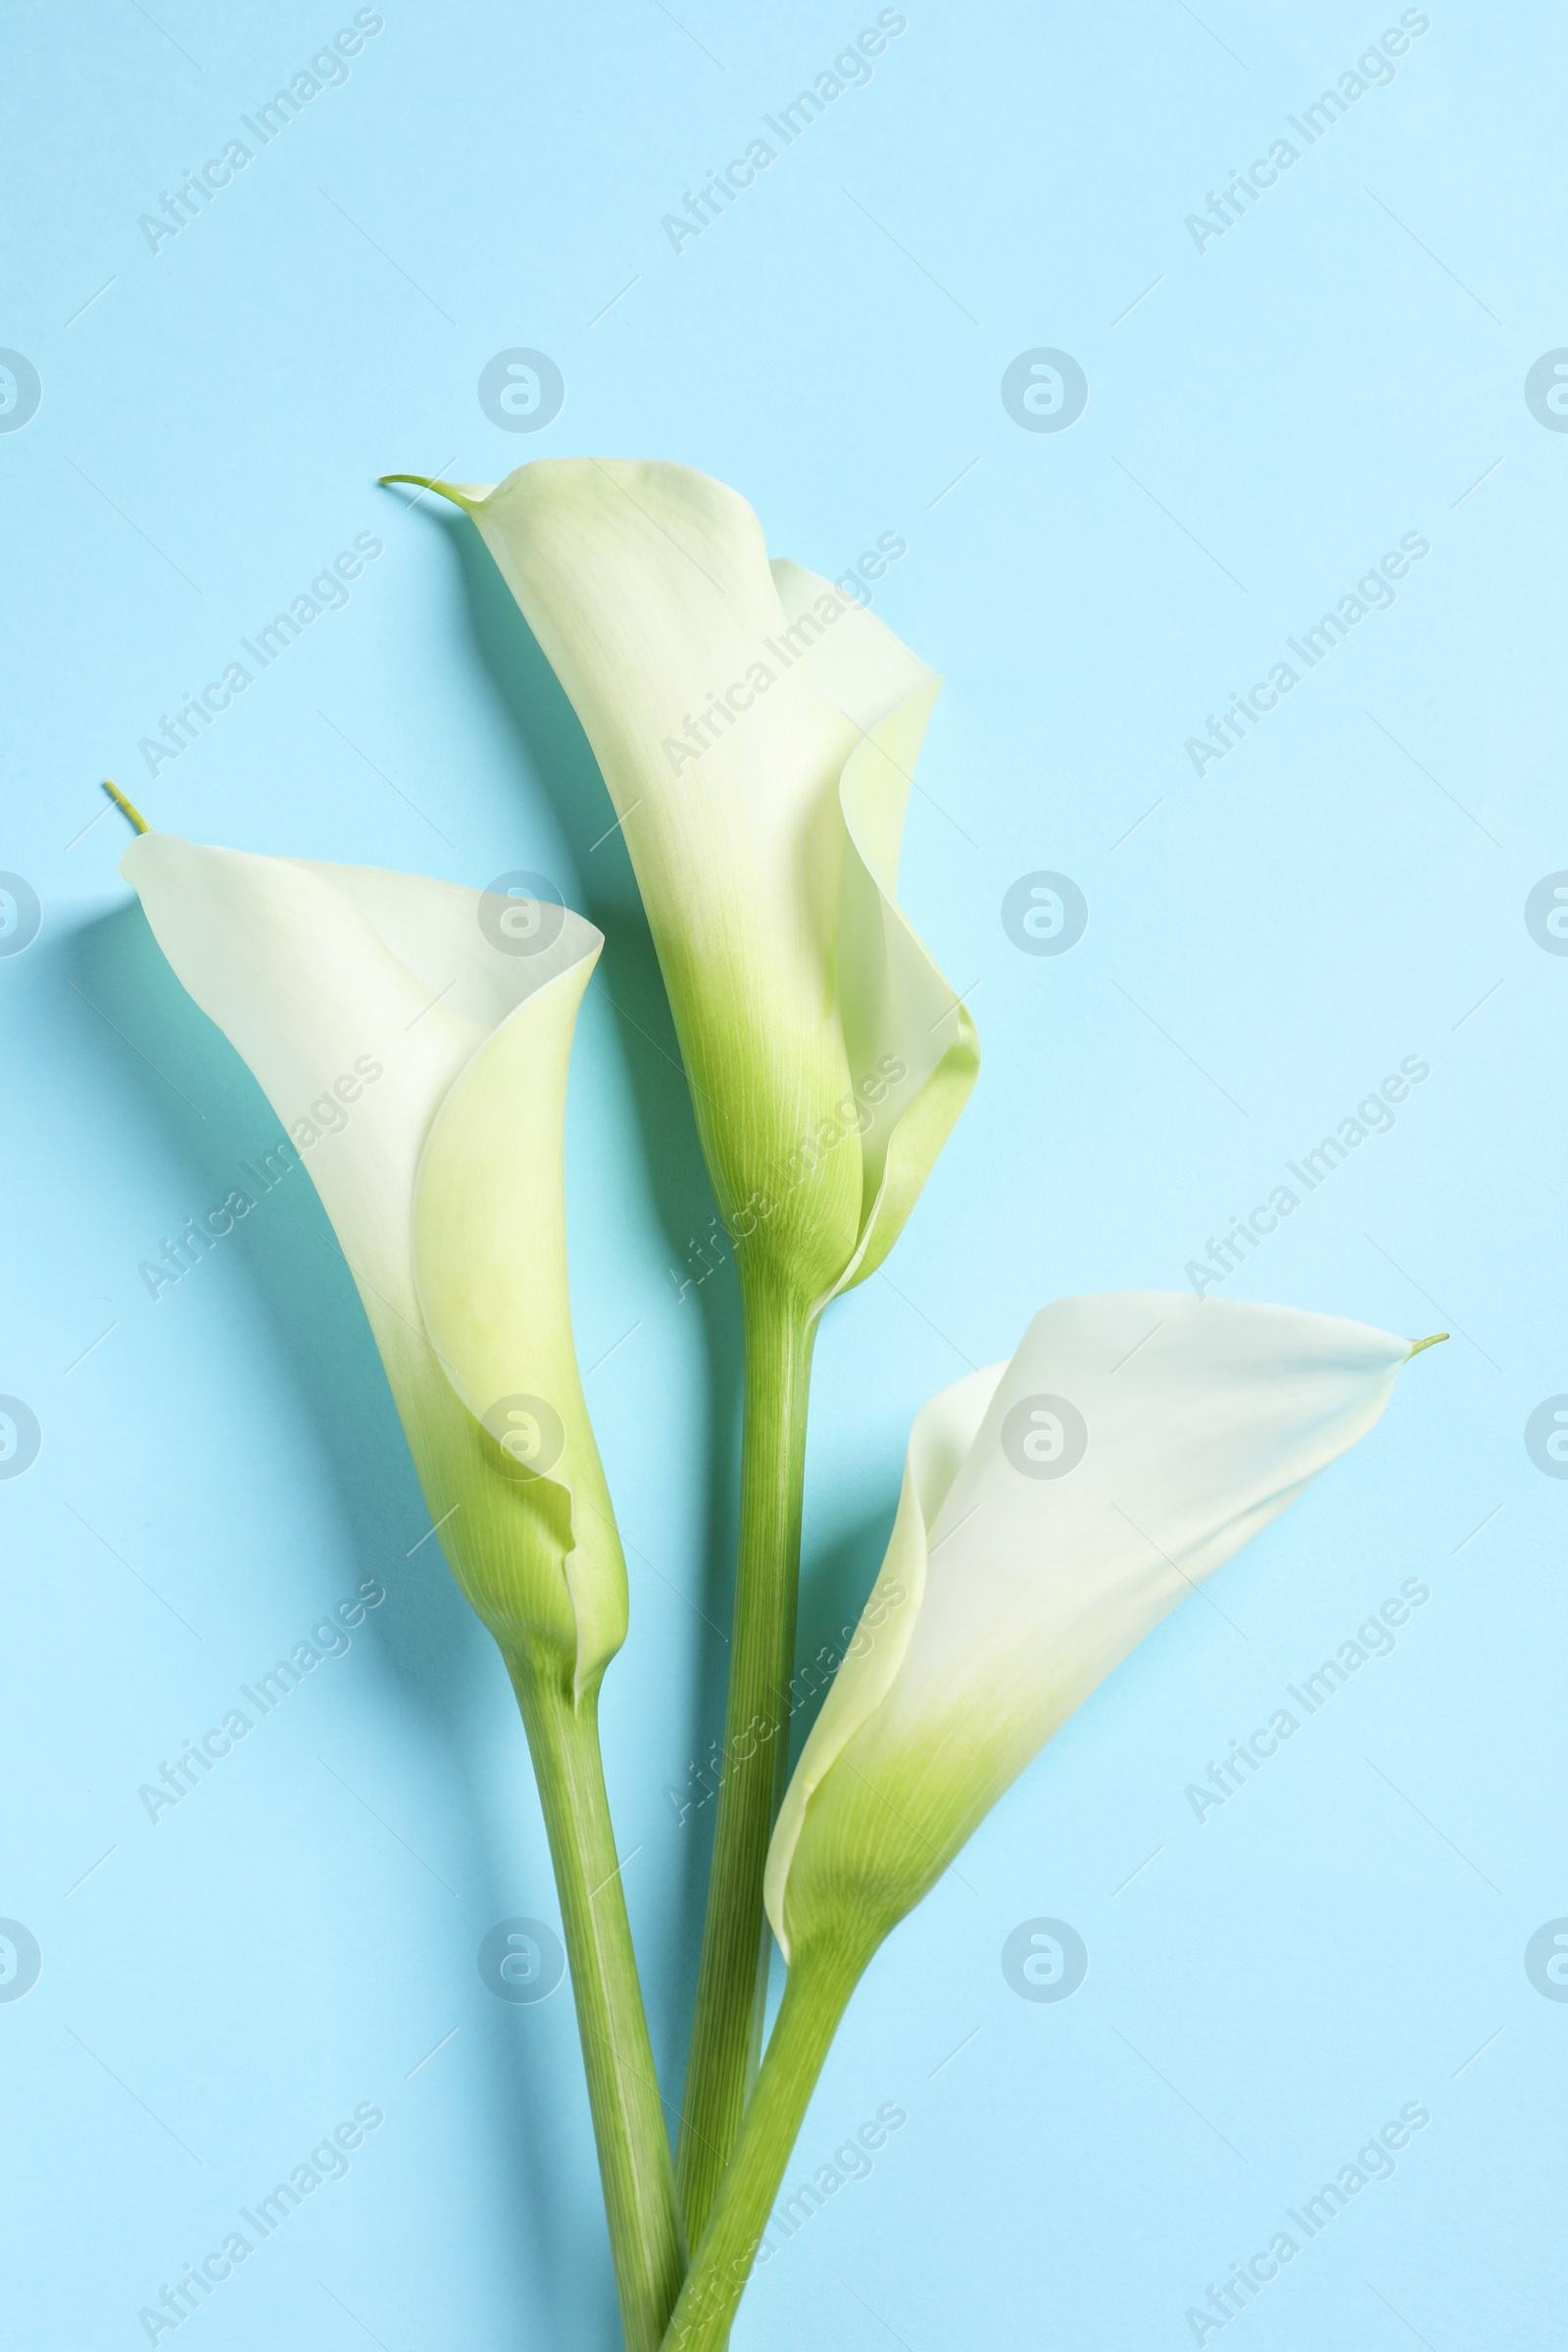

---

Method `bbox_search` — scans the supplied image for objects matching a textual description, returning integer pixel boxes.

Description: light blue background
[4,2,1563,2344]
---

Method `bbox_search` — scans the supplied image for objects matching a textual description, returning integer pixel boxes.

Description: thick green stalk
[676,1266,816,2238]
[662,1944,862,2351]
[509,1656,687,2352]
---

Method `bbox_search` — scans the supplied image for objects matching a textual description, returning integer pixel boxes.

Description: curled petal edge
[412,933,628,1691]
[381,478,981,1304]
[827,677,980,1304]
[763,1360,1004,1960]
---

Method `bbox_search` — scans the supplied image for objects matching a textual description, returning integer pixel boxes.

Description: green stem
[676,1267,816,2240]
[662,1946,861,2352]
[509,1657,687,2352]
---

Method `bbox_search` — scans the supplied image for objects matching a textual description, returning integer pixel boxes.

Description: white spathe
[391,459,978,1309]
[766,1292,1421,1960]
[120,832,625,1681]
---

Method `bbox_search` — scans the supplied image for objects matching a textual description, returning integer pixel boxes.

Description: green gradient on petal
[119,831,624,1684]
[768,1292,1425,1967]
[408,459,979,1307]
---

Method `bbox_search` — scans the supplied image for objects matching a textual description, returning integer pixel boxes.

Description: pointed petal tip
[1407,1332,1448,1358]
[377,473,490,514]
[102,778,150,835]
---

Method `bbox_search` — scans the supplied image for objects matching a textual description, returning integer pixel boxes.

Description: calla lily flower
[120,829,623,1683]
[766,1290,1429,1963]
[385,458,978,1310]
[662,1292,1439,2352]
[119,828,684,2352]
[381,454,982,2226]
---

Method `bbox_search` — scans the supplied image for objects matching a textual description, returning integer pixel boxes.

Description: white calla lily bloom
[767,1291,1430,1963]
[385,458,977,1311]
[120,829,687,2347]
[663,1291,1439,2352]
[120,830,623,1685]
